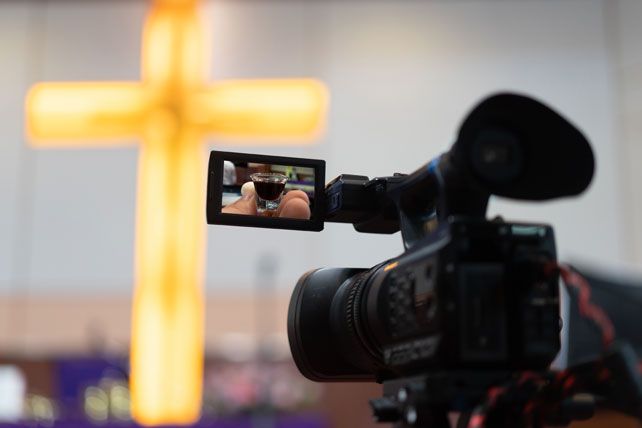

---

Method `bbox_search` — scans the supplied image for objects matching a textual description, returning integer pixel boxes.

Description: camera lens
[287,267,384,382]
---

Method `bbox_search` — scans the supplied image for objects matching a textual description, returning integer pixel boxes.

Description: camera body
[289,216,560,383]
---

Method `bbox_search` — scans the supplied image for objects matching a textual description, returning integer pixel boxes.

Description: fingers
[221,192,257,215]
[241,182,255,197]
[280,190,310,207]
[279,198,311,219]
[278,190,311,219]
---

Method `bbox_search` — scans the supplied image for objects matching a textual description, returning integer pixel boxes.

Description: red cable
[466,264,617,427]
[467,413,486,428]
[557,264,615,349]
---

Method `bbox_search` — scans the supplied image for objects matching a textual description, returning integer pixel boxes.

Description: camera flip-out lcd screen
[207,151,325,231]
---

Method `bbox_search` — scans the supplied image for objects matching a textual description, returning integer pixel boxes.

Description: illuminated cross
[25,0,327,425]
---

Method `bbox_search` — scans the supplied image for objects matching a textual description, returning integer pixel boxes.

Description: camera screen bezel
[207,150,325,231]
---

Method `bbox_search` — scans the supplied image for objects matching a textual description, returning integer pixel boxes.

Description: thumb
[222,184,257,215]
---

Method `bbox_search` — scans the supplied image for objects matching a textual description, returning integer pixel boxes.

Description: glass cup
[250,173,288,215]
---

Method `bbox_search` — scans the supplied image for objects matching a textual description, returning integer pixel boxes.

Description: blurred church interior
[1,0,642,427]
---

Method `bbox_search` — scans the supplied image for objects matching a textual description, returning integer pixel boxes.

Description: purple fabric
[0,414,326,428]
[54,357,129,420]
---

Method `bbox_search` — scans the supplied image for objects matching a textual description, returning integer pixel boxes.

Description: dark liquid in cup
[254,181,286,201]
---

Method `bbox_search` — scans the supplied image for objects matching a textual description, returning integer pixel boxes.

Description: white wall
[0,0,636,296]
[605,0,642,265]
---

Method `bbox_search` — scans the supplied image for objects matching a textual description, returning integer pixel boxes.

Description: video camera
[207,94,642,427]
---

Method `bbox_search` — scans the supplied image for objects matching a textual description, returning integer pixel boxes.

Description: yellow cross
[25,0,327,425]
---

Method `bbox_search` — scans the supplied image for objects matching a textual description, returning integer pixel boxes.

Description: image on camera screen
[221,160,315,220]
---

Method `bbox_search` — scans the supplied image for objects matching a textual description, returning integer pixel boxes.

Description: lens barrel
[288,267,382,382]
